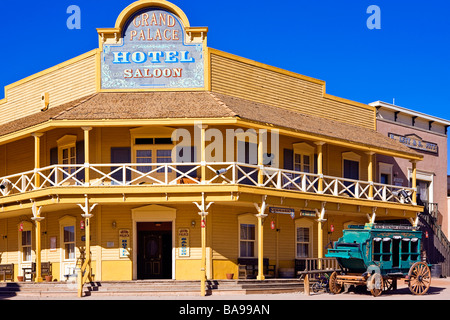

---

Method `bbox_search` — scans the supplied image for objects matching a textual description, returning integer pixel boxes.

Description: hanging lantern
[425,231,428,239]
[271,220,275,230]
[201,219,206,228]
[330,224,334,233]
[19,222,24,232]
[80,220,85,230]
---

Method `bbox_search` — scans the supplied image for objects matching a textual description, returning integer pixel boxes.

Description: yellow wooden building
[0,0,423,295]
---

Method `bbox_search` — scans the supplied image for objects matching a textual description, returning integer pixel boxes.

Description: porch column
[317,202,326,269]
[258,130,266,186]
[254,196,267,280]
[197,124,208,183]
[31,202,44,283]
[315,142,325,193]
[81,127,92,186]
[193,193,213,296]
[31,133,44,189]
[367,151,375,200]
[411,160,417,205]
[77,195,98,297]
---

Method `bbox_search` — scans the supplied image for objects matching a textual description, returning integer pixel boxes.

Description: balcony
[0,162,416,205]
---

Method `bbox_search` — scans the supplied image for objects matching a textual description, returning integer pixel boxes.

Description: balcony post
[258,130,267,186]
[411,160,417,205]
[31,133,44,189]
[315,142,325,193]
[197,124,208,184]
[366,151,375,200]
[81,127,92,186]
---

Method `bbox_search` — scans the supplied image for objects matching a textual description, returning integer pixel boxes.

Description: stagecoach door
[137,222,172,279]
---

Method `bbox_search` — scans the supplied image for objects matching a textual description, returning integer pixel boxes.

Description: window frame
[238,214,258,258]
[295,219,314,259]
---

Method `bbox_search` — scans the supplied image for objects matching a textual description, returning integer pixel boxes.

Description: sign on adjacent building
[101,8,204,90]
[388,133,438,154]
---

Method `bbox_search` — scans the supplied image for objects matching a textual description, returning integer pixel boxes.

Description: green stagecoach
[325,223,431,297]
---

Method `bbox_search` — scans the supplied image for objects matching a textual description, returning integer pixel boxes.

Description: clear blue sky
[0,0,449,168]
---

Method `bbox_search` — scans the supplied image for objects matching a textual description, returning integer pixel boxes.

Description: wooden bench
[238,258,276,279]
[23,262,52,281]
[0,264,14,282]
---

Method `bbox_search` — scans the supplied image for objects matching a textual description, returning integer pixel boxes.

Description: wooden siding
[210,51,375,130]
[0,51,97,125]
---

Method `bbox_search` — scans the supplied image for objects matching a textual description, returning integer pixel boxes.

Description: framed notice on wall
[178,228,190,257]
[119,229,130,258]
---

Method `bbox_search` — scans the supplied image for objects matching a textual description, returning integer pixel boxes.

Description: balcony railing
[0,162,415,205]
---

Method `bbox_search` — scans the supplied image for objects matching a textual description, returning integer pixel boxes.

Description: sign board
[388,133,438,154]
[101,8,204,90]
[178,228,190,257]
[300,210,317,217]
[269,207,295,219]
[119,229,130,258]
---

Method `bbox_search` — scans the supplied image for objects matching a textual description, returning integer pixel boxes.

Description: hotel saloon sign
[388,133,438,154]
[101,8,204,90]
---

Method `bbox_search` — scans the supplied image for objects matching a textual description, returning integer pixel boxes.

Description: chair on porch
[22,262,52,281]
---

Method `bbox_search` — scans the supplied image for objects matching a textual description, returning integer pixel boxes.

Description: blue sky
[0,0,449,167]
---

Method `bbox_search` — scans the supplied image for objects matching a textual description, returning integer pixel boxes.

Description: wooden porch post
[317,202,326,269]
[367,151,375,200]
[197,124,208,184]
[193,193,213,296]
[31,133,44,189]
[411,160,417,205]
[81,127,92,186]
[254,196,267,280]
[31,202,44,283]
[258,130,266,186]
[315,142,325,193]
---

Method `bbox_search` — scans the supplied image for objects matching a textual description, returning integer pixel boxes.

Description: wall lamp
[216,168,228,175]
[112,221,117,229]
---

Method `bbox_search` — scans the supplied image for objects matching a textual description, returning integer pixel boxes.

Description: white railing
[0,162,415,205]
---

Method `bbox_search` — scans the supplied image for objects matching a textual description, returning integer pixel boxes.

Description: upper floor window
[293,143,315,173]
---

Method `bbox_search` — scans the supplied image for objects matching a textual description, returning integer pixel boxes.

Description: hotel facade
[0,0,430,292]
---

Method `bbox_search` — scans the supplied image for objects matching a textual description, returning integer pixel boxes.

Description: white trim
[131,204,176,280]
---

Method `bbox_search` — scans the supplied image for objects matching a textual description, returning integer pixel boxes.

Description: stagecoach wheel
[368,273,383,297]
[408,262,431,295]
[328,271,342,294]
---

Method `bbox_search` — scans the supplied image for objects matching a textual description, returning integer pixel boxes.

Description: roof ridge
[208,92,239,117]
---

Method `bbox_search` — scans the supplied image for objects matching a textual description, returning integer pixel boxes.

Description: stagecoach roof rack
[346,223,419,231]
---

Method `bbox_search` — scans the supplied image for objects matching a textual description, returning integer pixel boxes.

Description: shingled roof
[0,91,420,158]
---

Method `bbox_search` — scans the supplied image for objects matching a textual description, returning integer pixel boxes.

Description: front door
[137,222,172,279]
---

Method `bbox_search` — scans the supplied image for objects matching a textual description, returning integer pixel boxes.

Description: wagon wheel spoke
[408,262,431,295]
[328,271,342,294]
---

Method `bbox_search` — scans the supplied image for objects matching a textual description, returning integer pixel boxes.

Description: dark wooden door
[137,228,172,279]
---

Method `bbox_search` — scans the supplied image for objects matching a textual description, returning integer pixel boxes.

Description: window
[240,224,256,257]
[63,226,75,260]
[293,143,315,173]
[59,216,77,264]
[57,135,78,179]
[296,227,310,258]
[136,150,152,173]
[295,219,313,258]
[379,162,393,185]
[21,230,32,262]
